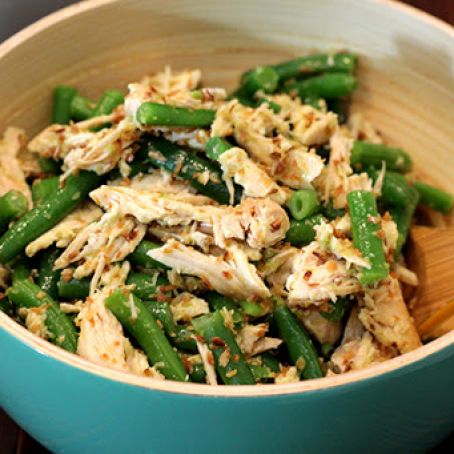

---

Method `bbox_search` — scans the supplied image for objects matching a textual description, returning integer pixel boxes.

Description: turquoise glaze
[1,325,453,453]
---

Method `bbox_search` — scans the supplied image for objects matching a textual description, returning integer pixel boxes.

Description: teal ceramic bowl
[0,1,453,452]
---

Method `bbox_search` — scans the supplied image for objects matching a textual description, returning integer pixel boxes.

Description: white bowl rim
[0,0,453,398]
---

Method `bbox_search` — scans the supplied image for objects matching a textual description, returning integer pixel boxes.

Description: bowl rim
[0,0,453,397]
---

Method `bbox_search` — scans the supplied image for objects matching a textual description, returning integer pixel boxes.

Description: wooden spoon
[406,226,454,340]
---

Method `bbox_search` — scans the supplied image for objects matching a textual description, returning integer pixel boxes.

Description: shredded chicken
[359,276,422,354]
[236,323,282,357]
[0,127,32,205]
[318,130,372,209]
[218,147,291,205]
[54,210,146,289]
[25,203,102,257]
[348,112,383,144]
[286,242,361,307]
[170,292,209,322]
[331,332,392,373]
[212,100,324,189]
[91,186,289,249]
[149,239,270,300]
[296,309,343,344]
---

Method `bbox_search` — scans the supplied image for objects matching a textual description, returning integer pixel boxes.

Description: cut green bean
[203,291,244,326]
[0,190,29,233]
[205,137,232,161]
[388,187,419,257]
[347,190,389,285]
[53,85,77,124]
[70,95,95,121]
[0,171,102,264]
[231,90,282,113]
[272,52,357,80]
[274,303,323,380]
[240,300,268,318]
[285,214,325,247]
[141,299,197,353]
[126,273,170,300]
[38,157,61,175]
[285,73,357,99]
[287,189,319,220]
[368,168,415,208]
[128,240,167,270]
[31,176,60,206]
[240,66,279,95]
[12,259,31,283]
[413,181,453,214]
[92,90,124,117]
[105,289,187,381]
[189,361,206,383]
[320,297,353,322]
[37,248,61,299]
[137,102,215,127]
[7,279,77,352]
[145,137,236,204]
[193,310,255,385]
[327,98,348,124]
[57,277,90,300]
[351,141,412,173]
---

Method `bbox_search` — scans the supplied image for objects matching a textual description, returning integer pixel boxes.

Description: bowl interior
[0,0,453,395]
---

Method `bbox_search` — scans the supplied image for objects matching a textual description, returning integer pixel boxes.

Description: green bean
[70,95,95,121]
[193,310,255,385]
[388,187,419,257]
[142,299,198,353]
[285,73,357,99]
[128,240,167,270]
[52,85,77,124]
[413,181,453,214]
[189,361,206,383]
[274,303,323,379]
[240,66,279,94]
[327,98,348,124]
[57,277,90,300]
[285,214,325,246]
[205,137,232,161]
[0,191,29,233]
[7,279,77,352]
[271,52,357,80]
[105,289,187,381]
[368,168,415,208]
[351,141,412,173]
[137,102,215,128]
[239,300,268,318]
[320,297,352,322]
[92,90,124,117]
[260,352,281,373]
[231,90,282,113]
[172,326,198,353]
[347,190,389,285]
[126,272,170,300]
[249,364,275,382]
[12,259,31,283]
[203,291,244,326]
[0,296,13,316]
[31,176,60,206]
[0,171,102,264]
[142,300,176,334]
[300,94,326,110]
[145,136,236,204]
[38,157,61,175]
[37,248,61,299]
[287,189,319,220]
[321,200,345,220]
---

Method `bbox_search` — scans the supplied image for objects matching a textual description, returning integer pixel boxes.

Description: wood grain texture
[0,0,452,452]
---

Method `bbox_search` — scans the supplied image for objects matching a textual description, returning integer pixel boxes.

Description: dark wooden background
[0,1,452,453]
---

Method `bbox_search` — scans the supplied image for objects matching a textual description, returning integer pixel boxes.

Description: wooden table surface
[0,1,452,453]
